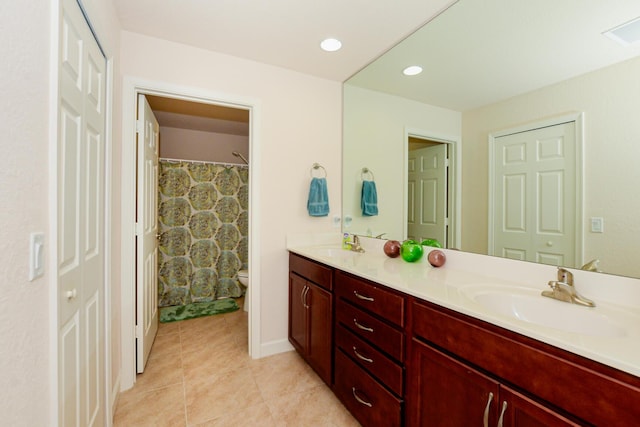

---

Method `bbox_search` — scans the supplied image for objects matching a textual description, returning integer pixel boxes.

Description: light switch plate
[29,232,45,281]
[590,217,604,233]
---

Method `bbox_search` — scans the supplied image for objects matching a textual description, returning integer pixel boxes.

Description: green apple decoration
[421,238,442,248]
[400,240,424,262]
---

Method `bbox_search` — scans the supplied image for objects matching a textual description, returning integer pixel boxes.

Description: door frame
[403,128,461,249]
[487,112,584,267]
[120,77,262,390]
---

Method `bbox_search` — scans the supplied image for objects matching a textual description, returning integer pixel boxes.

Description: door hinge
[445,158,450,167]
[136,119,143,134]
[134,222,142,236]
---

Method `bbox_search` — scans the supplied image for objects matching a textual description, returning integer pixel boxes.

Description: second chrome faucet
[346,234,365,253]
[542,267,595,307]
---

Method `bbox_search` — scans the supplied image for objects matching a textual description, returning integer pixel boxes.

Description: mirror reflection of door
[407,138,448,246]
[490,121,578,266]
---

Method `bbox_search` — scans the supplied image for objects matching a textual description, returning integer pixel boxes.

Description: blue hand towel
[307,177,330,216]
[361,180,378,216]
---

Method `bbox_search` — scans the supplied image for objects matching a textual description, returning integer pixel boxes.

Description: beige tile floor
[113,299,360,426]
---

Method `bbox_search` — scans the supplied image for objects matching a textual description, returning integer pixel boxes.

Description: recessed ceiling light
[403,65,423,76]
[320,38,342,52]
[604,16,640,46]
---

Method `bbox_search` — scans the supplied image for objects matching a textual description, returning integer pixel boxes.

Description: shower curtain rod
[159,157,248,168]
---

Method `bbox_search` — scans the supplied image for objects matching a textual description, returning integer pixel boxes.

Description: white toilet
[237,269,249,312]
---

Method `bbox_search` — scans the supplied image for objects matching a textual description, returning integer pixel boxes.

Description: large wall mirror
[343,0,640,278]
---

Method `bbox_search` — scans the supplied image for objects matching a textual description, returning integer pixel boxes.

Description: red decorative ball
[383,240,401,258]
[427,250,446,267]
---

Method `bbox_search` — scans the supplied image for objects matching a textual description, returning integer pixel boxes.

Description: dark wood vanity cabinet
[407,338,580,426]
[287,254,640,426]
[333,271,406,427]
[288,253,333,386]
[407,298,640,426]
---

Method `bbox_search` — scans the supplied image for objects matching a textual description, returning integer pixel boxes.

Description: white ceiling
[347,0,640,111]
[112,0,456,82]
[113,0,640,113]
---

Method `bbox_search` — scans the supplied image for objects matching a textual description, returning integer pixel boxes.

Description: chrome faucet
[542,267,595,307]
[346,235,365,253]
[374,232,387,239]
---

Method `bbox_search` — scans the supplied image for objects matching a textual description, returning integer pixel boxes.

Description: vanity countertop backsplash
[286,233,640,377]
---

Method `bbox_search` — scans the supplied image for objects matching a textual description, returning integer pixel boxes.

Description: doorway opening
[120,79,261,390]
[136,93,250,372]
[403,129,460,249]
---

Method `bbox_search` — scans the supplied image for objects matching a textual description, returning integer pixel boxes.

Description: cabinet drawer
[336,325,403,396]
[336,299,404,362]
[336,270,405,326]
[334,349,402,427]
[289,253,333,291]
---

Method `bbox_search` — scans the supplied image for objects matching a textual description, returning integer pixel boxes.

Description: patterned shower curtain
[157,159,248,307]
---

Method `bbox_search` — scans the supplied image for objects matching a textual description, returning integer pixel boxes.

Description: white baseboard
[256,338,294,359]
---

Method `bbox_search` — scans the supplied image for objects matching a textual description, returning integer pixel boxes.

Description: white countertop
[287,237,640,377]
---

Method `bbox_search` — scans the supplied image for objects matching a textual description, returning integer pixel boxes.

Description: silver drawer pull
[353,318,374,333]
[353,290,374,302]
[352,346,373,363]
[351,387,373,408]
[497,401,508,427]
[483,392,493,427]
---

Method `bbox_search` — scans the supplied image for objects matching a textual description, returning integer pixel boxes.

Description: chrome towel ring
[310,163,327,178]
[361,167,375,181]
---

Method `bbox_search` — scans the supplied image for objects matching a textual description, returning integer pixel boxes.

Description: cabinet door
[407,338,499,427]
[289,273,308,355]
[307,282,332,385]
[499,385,582,427]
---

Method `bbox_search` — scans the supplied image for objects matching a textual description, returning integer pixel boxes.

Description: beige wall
[120,31,343,348]
[343,84,461,239]
[0,0,121,425]
[159,126,249,164]
[462,56,640,278]
[0,2,51,425]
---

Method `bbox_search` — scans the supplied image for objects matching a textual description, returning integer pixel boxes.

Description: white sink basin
[462,285,636,337]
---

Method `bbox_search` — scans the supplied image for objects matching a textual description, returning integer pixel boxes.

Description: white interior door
[491,122,576,266]
[57,0,106,424]
[407,144,448,244]
[136,94,160,373]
